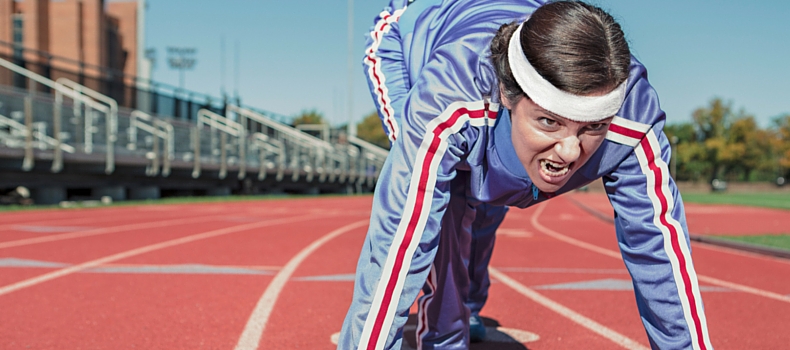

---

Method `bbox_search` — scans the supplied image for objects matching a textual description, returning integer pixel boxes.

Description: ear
[499,83,512,110]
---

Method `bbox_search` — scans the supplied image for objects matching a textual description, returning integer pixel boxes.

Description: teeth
[540,160,570,176]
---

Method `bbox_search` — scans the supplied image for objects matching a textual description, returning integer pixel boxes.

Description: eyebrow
[533,107,613,125]
[533,106,565,120]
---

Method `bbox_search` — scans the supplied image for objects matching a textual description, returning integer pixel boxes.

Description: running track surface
[1,193,789,349]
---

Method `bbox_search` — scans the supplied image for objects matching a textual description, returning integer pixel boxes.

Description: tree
[667,98,783,183]
[726,116,775,181]
[355,111,391,150]
[664,122,702,181]
[772,114,790,178]
[691,98,747,182]
[291,109,326,127]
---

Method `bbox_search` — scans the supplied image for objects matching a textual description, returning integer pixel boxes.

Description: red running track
[0,194,788,349]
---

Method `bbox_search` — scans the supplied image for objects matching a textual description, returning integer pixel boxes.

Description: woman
[341,1,713,349]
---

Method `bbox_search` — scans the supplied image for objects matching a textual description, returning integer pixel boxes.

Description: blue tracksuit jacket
[340,1,713,349]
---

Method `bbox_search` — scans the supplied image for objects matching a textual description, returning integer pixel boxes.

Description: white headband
[507,22,627,122]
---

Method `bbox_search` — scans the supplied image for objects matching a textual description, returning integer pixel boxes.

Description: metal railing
[55,78,118,174]
[230,105,341,183]
[0,111,76,152]
[0,56,389,192]
[192,108,245,179]
[349,135,388,188]
[129,110,174,176]
[0,57,116,173]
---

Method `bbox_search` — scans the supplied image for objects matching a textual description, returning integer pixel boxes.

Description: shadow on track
[401,314,532,350]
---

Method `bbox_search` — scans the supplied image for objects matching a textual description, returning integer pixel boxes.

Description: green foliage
[355,111,391,150]
[291,109,326,127]
[666,98,787,182]
[666,123,707,181]
[773,114,790,178]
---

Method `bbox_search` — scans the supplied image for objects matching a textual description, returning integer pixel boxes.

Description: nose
[554,135,581,163]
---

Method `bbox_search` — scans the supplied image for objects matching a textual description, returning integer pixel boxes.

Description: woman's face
[505,95,612,193]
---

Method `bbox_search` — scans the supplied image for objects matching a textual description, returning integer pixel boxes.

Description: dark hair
[490,1,631,105]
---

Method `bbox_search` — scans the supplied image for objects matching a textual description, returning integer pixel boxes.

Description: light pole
[346,0,355,137]
[670,135,679,179]
[167,46,197,90]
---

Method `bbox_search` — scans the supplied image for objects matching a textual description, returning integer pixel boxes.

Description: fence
[0,57,388,198]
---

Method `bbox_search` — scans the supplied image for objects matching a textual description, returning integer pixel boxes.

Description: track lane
[0,201,298,246]
[0,272,274,349]
[0,213,324,297]
[561,193,790,299]
[490,267,649,350]
[0,196,376,349]
[526,194,790,349]
[488,206,651,349]
[259,215,371,349]
[235,220,369,350]
[3,194,788,349]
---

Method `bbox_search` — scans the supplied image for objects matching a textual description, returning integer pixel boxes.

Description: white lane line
[529,204,621,259]
[0,215,96,230]
[0,214,322,297]
[568,193,790,266]
[234,220,369,350]
[100,263,282,271]
[0,214,233,249]
[693,243,790,266]
[695,275,790,303]
[489,267,649,350]
[531,202,790,304]
[0,206,239,232]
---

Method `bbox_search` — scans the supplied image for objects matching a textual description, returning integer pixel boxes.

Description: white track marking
[529,204,622,259]
[489,267,649,350]
[693,242,790,266]
[695,275,790,303]
[531,202,790,304]
[0,214,321,297]
[0,216,120,232]
[234,220,369,350]
[98,263,282,271]
[0,214,97,230]
[0,214,232,249]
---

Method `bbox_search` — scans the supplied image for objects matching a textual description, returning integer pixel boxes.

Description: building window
[12,14,23,58]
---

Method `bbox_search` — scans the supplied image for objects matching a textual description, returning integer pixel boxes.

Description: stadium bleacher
[0,57,387,205]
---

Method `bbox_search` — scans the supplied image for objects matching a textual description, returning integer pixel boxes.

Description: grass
[681,192,790,210]
[681,192,790,252]
[713,234,790,252]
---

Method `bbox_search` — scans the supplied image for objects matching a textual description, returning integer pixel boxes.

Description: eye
[538,117,558,127]
[585,122,609,133]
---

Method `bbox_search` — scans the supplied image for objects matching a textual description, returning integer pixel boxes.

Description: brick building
[0,0,139,90]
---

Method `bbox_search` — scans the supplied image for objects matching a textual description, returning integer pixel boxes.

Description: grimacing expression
[504,95,612,193]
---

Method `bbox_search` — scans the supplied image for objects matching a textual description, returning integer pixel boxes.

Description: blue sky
[145,0,789,128]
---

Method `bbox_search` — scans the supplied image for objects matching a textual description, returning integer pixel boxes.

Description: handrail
[0,113,76,153]
[251,132,286,181]
[296,123,330,142]
[229,105,342,183]
[56,78,118,174]
[0,57,117,173]
[129,110,174,176]
[0,58,76,99]
[348,135,390,158]
[193,108,245,179]
[228,105,334,151]
[0,57,386,191]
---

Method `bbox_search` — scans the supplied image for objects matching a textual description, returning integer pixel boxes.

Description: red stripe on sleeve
[609,123,645,140]
[640,137,707,350]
